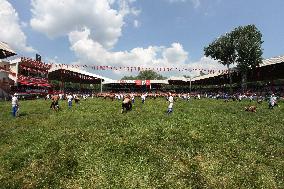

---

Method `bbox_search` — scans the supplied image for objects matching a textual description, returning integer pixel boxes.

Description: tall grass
[0,98,283,188]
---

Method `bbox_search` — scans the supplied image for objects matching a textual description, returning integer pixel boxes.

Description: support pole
[15,61,19,87]
[100,78,103,93]
[189,77,192,93]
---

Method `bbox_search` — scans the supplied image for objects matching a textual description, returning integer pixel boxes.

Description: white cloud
[0,0,35,53]
[190,0,201,8]
[180,57,226,78]
[21,21,28,28]
[30,0,139,49]
[168,0,186,2]
[29,0,220,79]
[68,28,222,78]
[168,0,201,8]
[68,28,161,67]
[68,28,185,66]
[118,0,141,16]
[188,56,226,74]
[162,43,188,64]
[133,20,141,28]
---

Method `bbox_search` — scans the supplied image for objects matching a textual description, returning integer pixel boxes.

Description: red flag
[145,80,151,86]
[135,80,142,86]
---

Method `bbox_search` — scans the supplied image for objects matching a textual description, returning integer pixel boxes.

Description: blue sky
[1,0,284,79]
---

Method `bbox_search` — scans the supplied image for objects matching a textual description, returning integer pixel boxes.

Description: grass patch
[0,98,283,188]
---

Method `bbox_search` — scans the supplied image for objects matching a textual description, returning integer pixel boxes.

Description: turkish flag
[145,80,151,86]
[135,80,142,86]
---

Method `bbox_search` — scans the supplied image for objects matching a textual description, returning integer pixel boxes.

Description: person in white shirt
[187,93,191,101]
[238,94,242,102]
[59,93,63,100]
[11,94,19,117]
[167,93,174,114]
[130,93,135,103]
[83,94,87,101]
[269,94,277,109]
[67,94,73,108]
[141,94,146,104]
[197,94,201,100]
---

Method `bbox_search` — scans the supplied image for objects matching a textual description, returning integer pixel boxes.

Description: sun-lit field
[0,98,283,188]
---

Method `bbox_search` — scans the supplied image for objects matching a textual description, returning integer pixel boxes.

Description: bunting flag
[18,56,231,75]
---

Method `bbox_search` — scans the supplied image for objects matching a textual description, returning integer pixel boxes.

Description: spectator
[11,94,19,117]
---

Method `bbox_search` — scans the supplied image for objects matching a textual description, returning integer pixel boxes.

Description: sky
[1,0,284,79]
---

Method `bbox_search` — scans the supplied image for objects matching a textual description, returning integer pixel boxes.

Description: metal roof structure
[103,79,169,85]
[261,55,284,67]
[168,76,189,82]
[191,73,223,81]
[0,42,16,59]
[166,55,284,85]
[48,66,112,84]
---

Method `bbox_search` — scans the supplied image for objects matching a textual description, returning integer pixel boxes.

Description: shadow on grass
[17,112,28,117]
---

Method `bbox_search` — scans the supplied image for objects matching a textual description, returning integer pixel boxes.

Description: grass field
[0,98,283,188]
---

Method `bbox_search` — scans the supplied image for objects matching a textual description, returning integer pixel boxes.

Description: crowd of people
[8,91,282,117]
[46,93,90,110]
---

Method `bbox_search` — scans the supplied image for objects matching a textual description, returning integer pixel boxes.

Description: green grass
[0,98,283,188]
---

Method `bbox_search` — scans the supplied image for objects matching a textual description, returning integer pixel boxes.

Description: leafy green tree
[121,75,137,80]
[121,70,166,80]
[204,33,236,93]
[232,25,263,91]
[137,70,166,80]
[183,75,191,78]
[204,24,263,92]
[199,71,206,76]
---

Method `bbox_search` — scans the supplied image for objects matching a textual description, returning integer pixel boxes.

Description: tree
[199,71,206,76]
[121,70,167,80]
[137,70,166,80]
[204,24,263,92]
[121,75,137,80]
[232,25,263,91]
[204,32,236,94]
